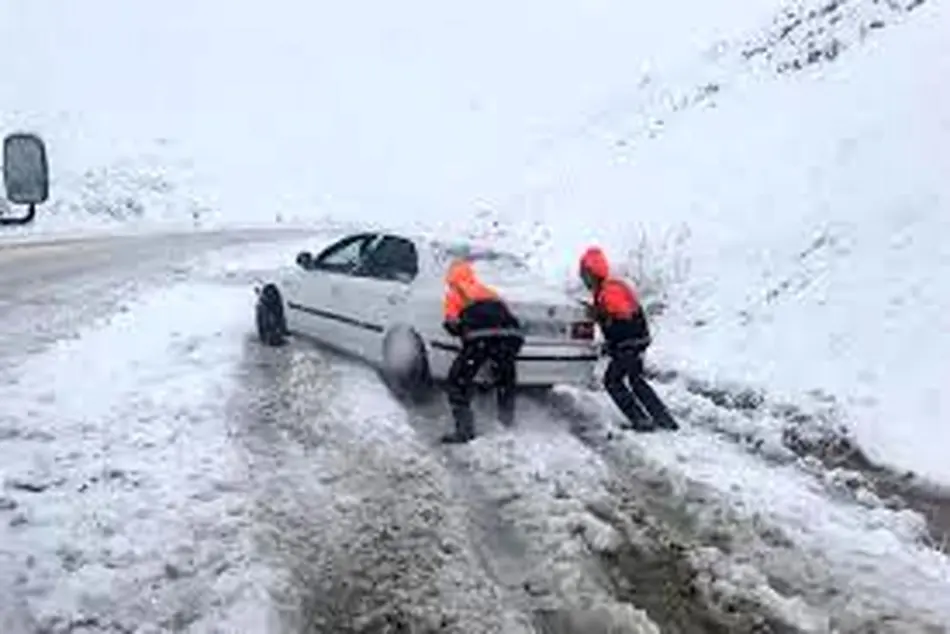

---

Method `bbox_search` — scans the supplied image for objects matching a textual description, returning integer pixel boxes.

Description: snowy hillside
[471,0,949,487]
[1,0,793,233]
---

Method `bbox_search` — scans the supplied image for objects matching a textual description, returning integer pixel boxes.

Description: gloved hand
[443,320,462,337]
[579,300,598,321]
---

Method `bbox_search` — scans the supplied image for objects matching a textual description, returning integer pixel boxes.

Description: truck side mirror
[2,132,50,226]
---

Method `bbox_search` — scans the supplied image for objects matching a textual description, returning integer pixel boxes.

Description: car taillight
[570,321,595,340]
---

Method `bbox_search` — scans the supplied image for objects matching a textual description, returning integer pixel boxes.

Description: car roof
[367,229,521,257]
[394,231,532,271]
[340,227,537,283]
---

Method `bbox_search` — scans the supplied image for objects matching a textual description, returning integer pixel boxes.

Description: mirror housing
[296,251,313,269]
[2,132,49,226]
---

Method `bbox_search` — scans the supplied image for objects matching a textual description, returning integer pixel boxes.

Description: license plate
[523,320,566,338]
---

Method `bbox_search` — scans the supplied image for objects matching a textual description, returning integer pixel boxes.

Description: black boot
[441,406,476,444]
[604,359,656,431]
[616,400,657,432]
[497,390,515,428]
[631,376,679,430]
[492,341,519,428]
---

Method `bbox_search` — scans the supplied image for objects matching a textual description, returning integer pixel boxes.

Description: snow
[1,0,790,232]
[3,0,950,626]
[450,426,661,632]
[0,237,673,631]
[238,353,542,633]
[4,229,948,629]
[547,385,950,629]
[0,274,277,631]
[196,235,339,282]
[461,0,950,486]
[666,3,950,486]
[0,236,356,631]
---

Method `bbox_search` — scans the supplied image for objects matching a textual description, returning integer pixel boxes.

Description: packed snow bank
[545,385,950,630]
[482,1,949,484]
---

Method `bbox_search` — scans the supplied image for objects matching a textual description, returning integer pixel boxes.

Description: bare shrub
[611,223,692,318]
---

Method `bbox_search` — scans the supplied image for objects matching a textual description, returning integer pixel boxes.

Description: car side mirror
[2,132,49,226]
[296,251,313,269]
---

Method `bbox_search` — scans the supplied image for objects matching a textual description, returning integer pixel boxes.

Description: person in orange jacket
[578,246,678,431]
[441,258,525,443]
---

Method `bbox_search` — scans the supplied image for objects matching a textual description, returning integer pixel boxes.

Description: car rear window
[432,241,535,278]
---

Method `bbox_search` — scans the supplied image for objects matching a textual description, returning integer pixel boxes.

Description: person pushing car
[441,258,524,443]
[578,245,679,431]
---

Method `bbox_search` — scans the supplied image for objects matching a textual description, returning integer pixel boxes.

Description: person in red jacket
[441,259,525,443]
[579,246,678,431]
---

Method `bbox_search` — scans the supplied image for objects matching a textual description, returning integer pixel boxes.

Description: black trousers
[445,336,523,437]
[603,345,678,431]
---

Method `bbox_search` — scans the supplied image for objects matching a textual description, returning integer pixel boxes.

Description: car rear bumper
[426,340,599,388]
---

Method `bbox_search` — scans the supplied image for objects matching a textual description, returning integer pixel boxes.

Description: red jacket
[443,259,522,340]
[579,246,651,352]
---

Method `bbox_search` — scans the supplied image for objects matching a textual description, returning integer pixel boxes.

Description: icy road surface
[1,234,949,633]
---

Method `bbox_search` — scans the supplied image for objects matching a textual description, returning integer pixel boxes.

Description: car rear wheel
[256,283,288,347]
[381,325,433,403]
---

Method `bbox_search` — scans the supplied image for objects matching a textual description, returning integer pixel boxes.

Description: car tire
[256,283,288,347]
[381,325,433,403]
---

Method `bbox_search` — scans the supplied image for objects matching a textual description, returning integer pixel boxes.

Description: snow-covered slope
[1,0,790,233]
[477,0,949,485]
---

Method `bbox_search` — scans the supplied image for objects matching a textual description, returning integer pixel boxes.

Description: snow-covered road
[2,235,949,633]
[0,232,315,632]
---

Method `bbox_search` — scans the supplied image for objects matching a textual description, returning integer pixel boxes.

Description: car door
[342,234,422,365]
[289,232,379,350]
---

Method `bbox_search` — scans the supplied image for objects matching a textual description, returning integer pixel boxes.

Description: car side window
[313,234,376,274]
[360,235,419,282]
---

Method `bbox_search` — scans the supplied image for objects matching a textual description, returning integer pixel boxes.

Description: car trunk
[489,279,594,345]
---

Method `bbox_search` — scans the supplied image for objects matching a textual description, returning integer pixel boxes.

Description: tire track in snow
[234,335,757,633]
[398,392,811,633]
[229,337,536,633]
[402,402,537,612]
[507,396,817,634]
[536,384,950,632]
[403,400,667,633]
